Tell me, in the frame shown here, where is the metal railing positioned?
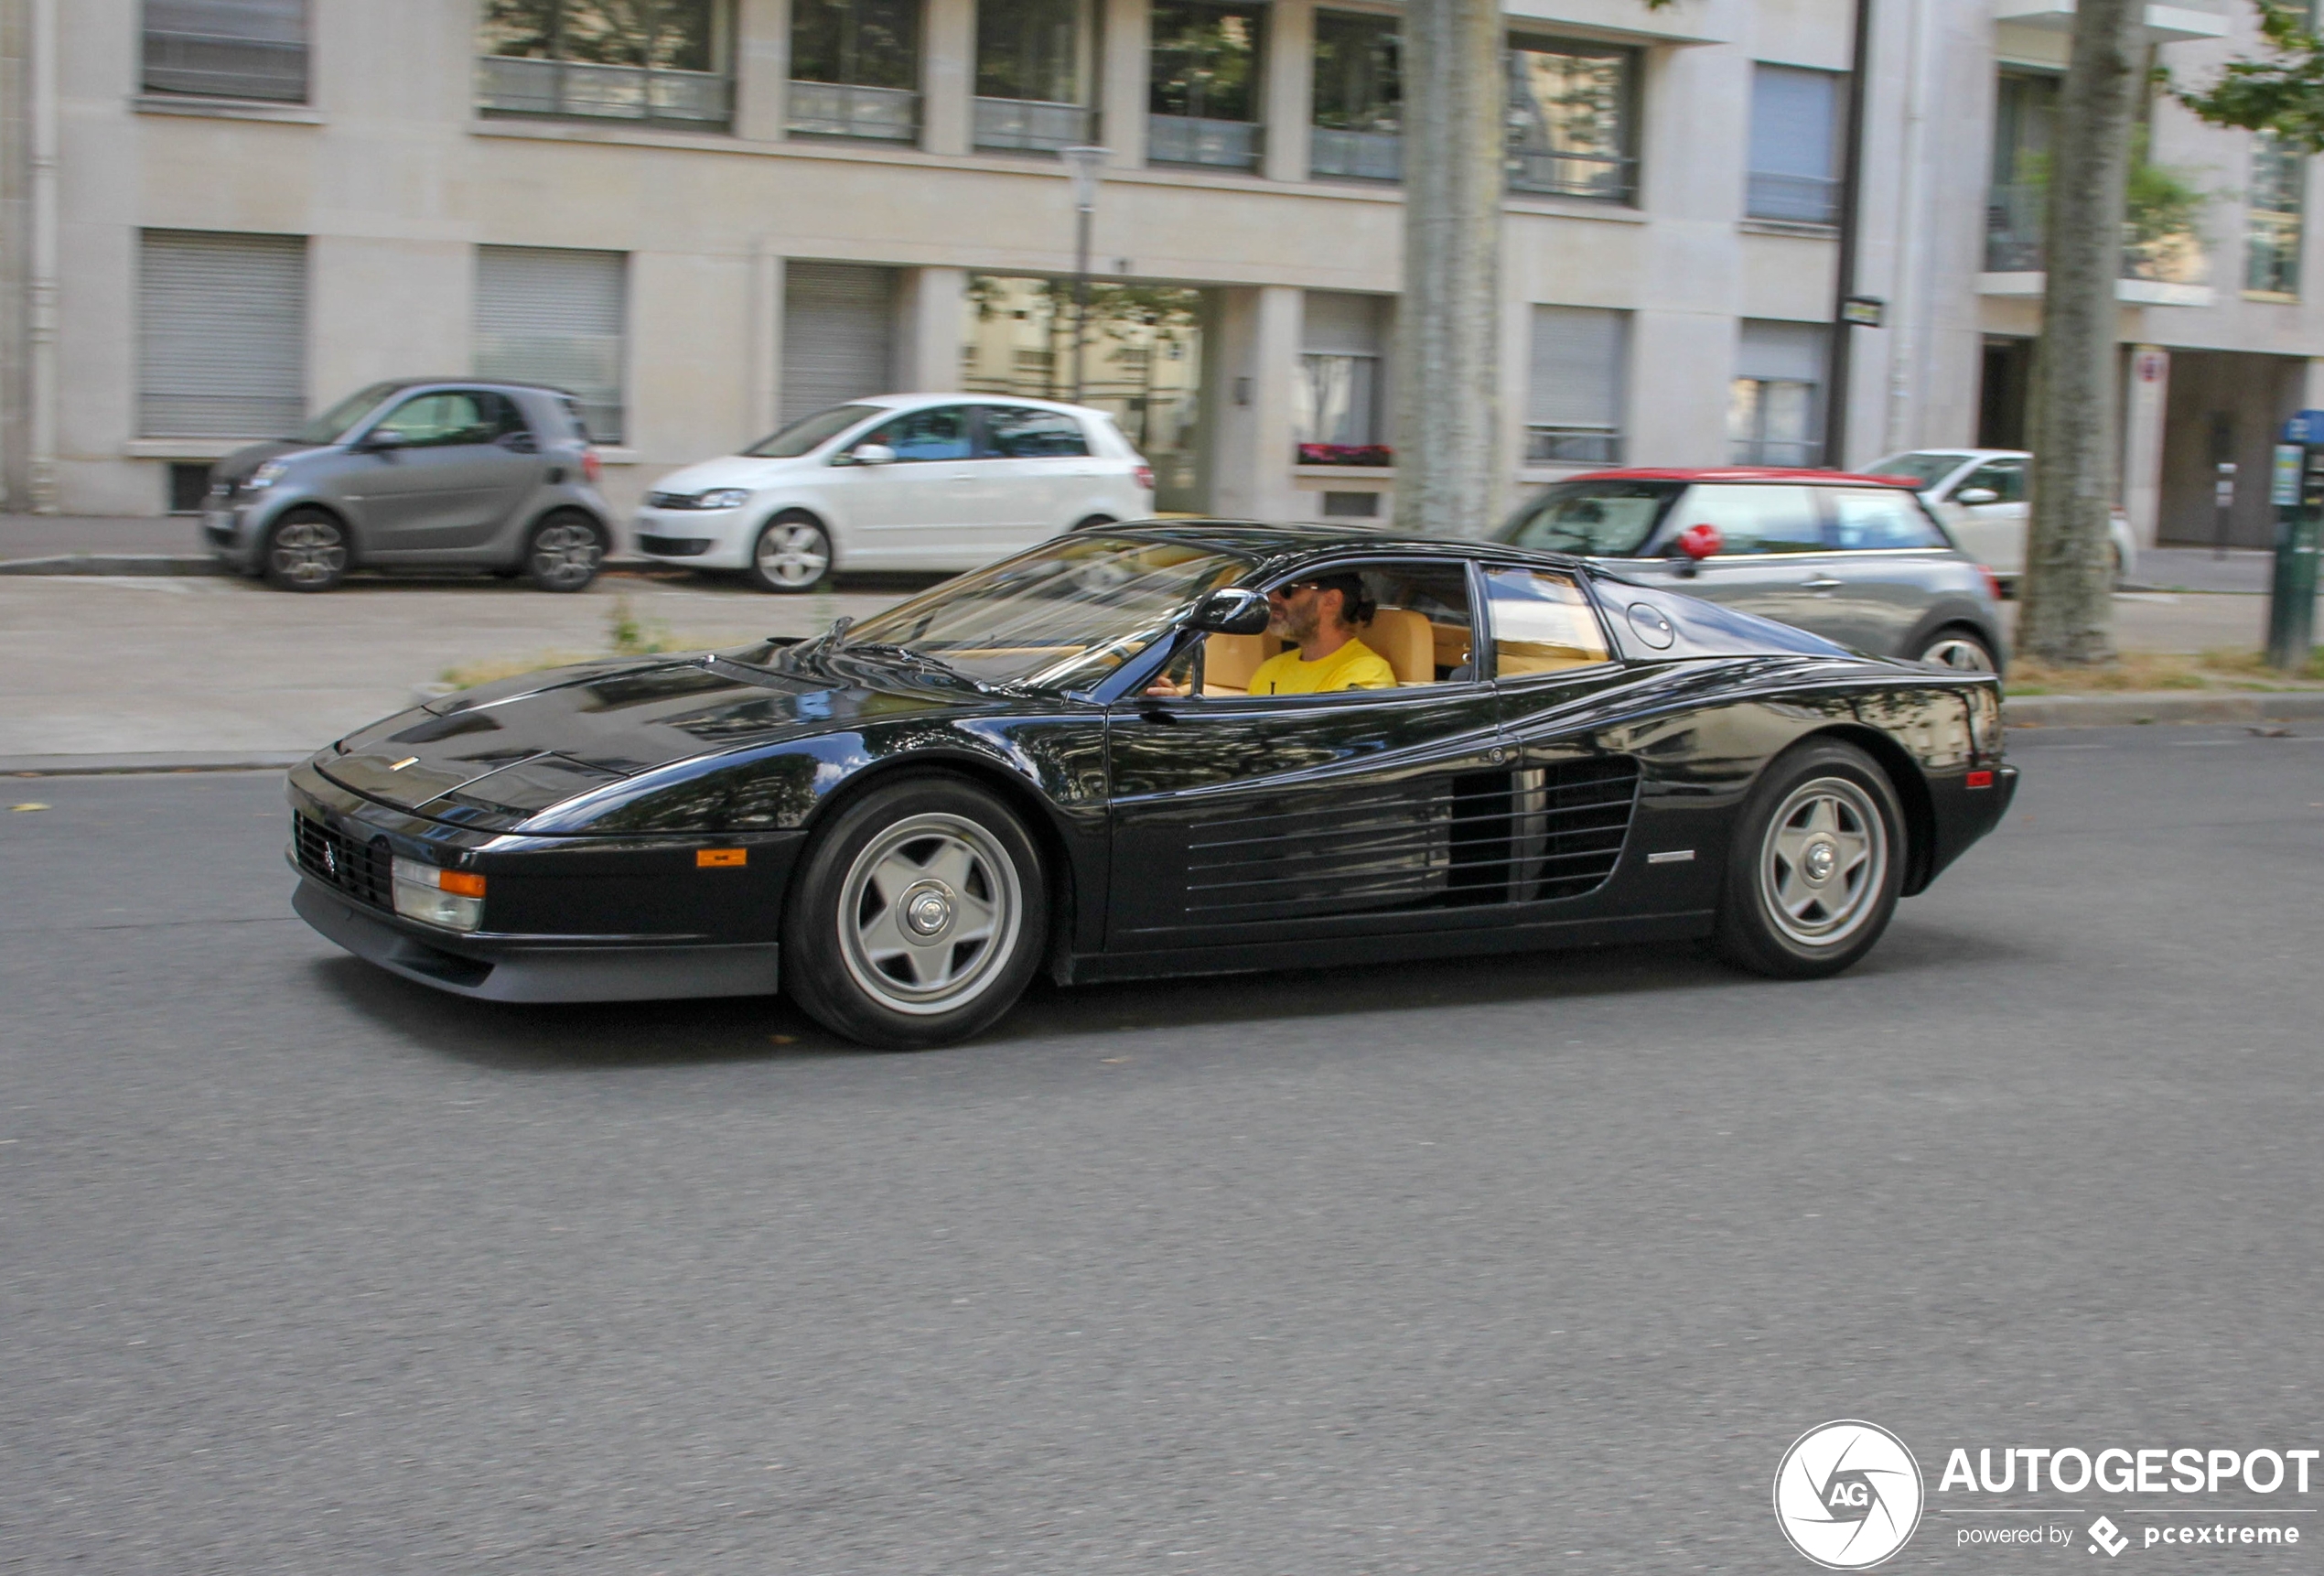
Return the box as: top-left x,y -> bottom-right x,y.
1745,171 -> 1840,225
789,80 -> 920,141
478,55 -> 732,127
1310,127 -> 1401,181
2246,210 -> 2303,296
1147,114 -> 1262,170
144,29 -> 307,102
974,97 -> 1095,153
1985,181 -> 2211,285
1526,425 -> 1623,465
1507,148 -> 1634,204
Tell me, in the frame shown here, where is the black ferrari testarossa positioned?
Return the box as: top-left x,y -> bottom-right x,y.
287,523 -> 2016,1048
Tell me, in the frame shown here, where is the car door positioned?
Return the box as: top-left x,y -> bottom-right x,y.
1817,486 -> 1964,656
1600,483 -> 1834,631
1937,458 -> 2028,574
1103,561 -> 1506,955
977,405 -> 1095,550
831,405 -> 988,567
347,390 -> 536,556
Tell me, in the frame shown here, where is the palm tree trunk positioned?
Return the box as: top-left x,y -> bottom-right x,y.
2019,0 -> 2143,664
1393,0 -> 1505,538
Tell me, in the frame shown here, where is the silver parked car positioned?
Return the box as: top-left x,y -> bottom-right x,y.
205,379 -> 616,592
1867,448 -> 2138,588
1494,466 -> 2010,671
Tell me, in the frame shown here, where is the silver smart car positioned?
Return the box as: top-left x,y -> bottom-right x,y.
204,379 -> 616,592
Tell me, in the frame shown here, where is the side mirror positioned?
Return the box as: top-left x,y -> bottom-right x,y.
1954,487 -> 2000,506
359,428 -> 409,453
846,442 -> 897,466
1187,587 -> 1271,636
1665,522 -> 1721,575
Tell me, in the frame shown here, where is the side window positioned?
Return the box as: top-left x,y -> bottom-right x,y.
862,405 -> 974,462
1190,560 -> 1478,696
479,391 -> 530,440
1957,459 -> 2025,503
1678,484 -> 1825,554
1483,567 -> 1611,677
1829,488 -> 1949,550
983,406 -> 1091,458
371,391 -> 496,448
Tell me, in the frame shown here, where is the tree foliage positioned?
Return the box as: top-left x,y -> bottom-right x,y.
2171,0 -> 2324,152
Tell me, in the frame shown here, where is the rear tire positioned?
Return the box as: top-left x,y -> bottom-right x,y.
525,510 -> 606,592
781,777 -> 1048,1049
1713,740 -> 1904,979
748,512 -> 833,593
1915,627 -> 1997,672
262,508 -> 349,592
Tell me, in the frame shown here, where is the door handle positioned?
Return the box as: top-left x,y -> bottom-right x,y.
1801,577 -> 1844,592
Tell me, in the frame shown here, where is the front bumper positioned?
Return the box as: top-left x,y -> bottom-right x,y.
632,505 -> 756,570
293,874 -> 781,1003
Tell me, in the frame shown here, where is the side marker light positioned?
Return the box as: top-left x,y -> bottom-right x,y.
698,847 -> 748,868
1966,770 -> 1995,789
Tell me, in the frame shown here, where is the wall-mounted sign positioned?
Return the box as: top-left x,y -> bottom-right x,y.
1840,297 -> 1885,329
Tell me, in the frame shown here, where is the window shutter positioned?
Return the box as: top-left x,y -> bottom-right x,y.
1746,65 -> 1840,221
144,0 -> 307,101
138,230 -> 307,438
476,246 -> 628,442
781,262 -> 899,421
1735,319 -> 1828,385
1301,291 -> 1385,355
1527,306 -> 1625,429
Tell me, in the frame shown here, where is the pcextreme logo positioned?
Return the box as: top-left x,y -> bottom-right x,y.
1773,1421 -> 1927,1570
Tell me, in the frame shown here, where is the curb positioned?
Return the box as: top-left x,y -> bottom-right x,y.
2005,691 -> 2324,728
1,750 -> 309,777
0,554 -> 226,576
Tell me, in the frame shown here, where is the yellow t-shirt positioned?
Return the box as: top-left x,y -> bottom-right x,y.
1246,638 -> 1396,695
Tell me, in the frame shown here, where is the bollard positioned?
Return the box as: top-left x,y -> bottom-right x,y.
2267,412 -> 2323,673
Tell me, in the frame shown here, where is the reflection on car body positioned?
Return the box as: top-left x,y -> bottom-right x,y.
286,523 -> 2016,1050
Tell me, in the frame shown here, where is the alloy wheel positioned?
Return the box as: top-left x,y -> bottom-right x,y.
835,813 -> 1022,1017
269,517 -> 346,588
757,520 -> 831,589
1757,777 -> 1888,949
530,518 -> 604,590
1918,634 -> 1996,672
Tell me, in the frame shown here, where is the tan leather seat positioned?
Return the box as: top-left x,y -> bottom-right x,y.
1203,631 -> 1280,694
1357,608 -> 1432,685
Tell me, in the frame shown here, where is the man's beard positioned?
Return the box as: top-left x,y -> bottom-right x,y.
1270,605 -> 1318,643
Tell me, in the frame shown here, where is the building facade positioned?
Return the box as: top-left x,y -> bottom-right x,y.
0,0 -> 2317,545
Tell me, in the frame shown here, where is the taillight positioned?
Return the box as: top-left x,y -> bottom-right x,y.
1976,564 -> 2001,602
582,448 -> 603,485
1134,464 -> 1155,493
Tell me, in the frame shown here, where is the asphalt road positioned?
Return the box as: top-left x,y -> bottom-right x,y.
5,727 -> 2322,1574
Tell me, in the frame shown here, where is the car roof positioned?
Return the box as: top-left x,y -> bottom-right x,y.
1098,518 -> 1593,576
853,391 -> 1108,417
1563,466 -> 1924,489
359,377 -> 573,399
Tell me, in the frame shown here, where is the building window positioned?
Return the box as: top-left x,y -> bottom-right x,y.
139,230 -> 307,438
1985,70 -> 2055,271
2247,133 -> 2306,297
1149,0 -> 1265,170
1728,319 -> 1826,466
975,0 -> 1096,151
1310,11 -> 1399,181
1296,291 -> 1390,462
475,246 -> 628,443
1506,38 -> 1635,203
1526,305 -> 1627,464
1746,63 -> 1841,224
791,0 -> 921,140
478,1 -> 734,129
143,0 -> 307,103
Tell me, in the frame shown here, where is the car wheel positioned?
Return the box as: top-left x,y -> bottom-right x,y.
1915,628 -> 1997,672
1713,740 -> 1904,980
782,777 -> 1047,1050
749,512 -> 832,593
525,511 -> 606,592
1069,514 -> 1117,532
262,508 -> 349,592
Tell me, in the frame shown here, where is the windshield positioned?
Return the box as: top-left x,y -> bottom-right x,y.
1866,451 -> 1968,490
743,404 -> 881,459
822,534 -> 1255,691
293,382 -> 402,445
1496,480 -> 1684,557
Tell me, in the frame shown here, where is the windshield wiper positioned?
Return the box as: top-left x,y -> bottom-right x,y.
840,641 -> 1020,695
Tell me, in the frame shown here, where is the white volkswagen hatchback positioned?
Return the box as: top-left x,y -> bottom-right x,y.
632,394 -> 1156,591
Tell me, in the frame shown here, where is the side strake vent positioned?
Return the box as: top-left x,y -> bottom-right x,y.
1180,756 -> 1640,923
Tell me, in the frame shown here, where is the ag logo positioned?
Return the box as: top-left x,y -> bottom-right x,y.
1773,1420 -> 1924,1570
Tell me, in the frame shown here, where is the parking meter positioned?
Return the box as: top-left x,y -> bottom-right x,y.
2270,412 -> 2324,672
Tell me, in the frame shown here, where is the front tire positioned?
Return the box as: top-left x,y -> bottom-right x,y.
525,510 -> 606,592
1713,740 -> 1904,979
262,508 -> 349,591
748,512 -> 833,593
781,777 -> 1048,1049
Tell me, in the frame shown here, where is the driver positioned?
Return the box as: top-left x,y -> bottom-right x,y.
1244,573 -> 1395,695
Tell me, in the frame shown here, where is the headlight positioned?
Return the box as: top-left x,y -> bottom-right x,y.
697,488 -> 751,511
245,460 -> 289,491
392,857 -> 486,932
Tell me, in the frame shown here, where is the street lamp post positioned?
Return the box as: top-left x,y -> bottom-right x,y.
1060,146 -> 1108,406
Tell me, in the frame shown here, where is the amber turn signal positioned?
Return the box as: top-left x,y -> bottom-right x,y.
697,847 -> 747,868
437,869 -> 487,898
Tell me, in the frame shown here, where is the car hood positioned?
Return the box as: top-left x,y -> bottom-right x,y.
652,453 -> 821,493
215,440 -> 327,487
315,649 -> 979,832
